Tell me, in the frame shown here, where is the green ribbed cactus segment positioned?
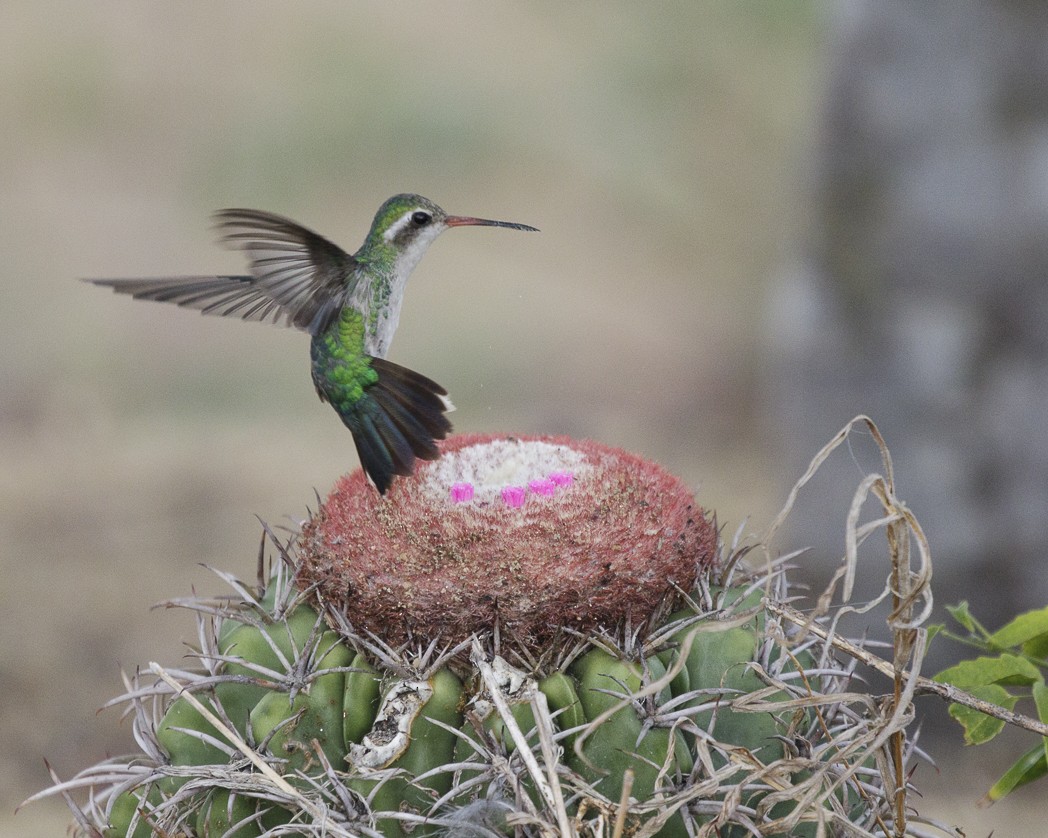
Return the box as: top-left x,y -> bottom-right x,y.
568,648 -> 693,816
248,630 -> 352,774
93,572 -> 846,838
104,788 -> 158,838
343,667 -> 464,838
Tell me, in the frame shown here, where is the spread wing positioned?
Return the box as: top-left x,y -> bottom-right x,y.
87,209 -> 359,335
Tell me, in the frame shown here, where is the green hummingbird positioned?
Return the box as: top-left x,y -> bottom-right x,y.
89,194 -> 538,494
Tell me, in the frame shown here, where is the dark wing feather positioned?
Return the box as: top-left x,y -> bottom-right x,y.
87,209 -> 359,336
369,359 -> 454,441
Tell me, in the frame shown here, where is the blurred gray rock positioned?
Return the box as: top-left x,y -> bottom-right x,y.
766,0 -> 1048,615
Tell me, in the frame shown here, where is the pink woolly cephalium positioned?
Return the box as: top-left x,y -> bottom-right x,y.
300,434 -> 717,647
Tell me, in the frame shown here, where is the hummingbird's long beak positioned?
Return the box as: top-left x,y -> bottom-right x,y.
444,215 -> 539,232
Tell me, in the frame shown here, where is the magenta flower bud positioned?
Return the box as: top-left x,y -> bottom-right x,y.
449,482 -> 474,503
501,485 -> 526,507
548,471 -> 573,488
528,477 -> 557,496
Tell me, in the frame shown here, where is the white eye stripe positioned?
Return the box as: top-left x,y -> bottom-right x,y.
383,210 -> 422,242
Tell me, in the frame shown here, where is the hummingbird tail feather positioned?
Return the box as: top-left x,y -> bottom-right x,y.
352,406 -> 414,492
370,359 -> 455,438
342,358 -> 453,494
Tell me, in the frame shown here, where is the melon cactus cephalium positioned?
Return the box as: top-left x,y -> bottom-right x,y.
299,433 -> 718,650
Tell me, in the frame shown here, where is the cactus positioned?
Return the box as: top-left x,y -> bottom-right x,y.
38,434 -> 908,836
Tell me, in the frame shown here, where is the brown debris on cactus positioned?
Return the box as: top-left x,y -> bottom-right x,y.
299,433 -> 717,649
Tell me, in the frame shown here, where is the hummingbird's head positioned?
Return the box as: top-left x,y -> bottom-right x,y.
367,193 -> 537,276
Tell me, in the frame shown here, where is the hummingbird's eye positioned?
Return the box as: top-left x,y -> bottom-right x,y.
411,211 -> 432,227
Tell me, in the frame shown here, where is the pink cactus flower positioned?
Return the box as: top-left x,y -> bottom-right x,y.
450,482 -> 474,503
501,485 -> 526,507
528,477 -> 557,496
548,471 -> 573,488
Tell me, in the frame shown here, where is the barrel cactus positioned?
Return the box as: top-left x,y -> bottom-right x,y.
42,434 -> 903,836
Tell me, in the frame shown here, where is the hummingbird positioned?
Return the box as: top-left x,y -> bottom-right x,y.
89,194 -> 538,494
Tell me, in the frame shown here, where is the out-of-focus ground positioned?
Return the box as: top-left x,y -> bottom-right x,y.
2,2 -> 1043,835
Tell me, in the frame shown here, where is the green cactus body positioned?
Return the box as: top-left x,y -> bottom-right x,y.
196,790 -> 262,837
104,787 -> 160,838
669,614 -> 786,759
656,645 -> 691,697
666,586 -> 783,756
155,603 -> 334,792
149,583 -> 471,837
463,656 -> 538,756
481,699 -> 537,755
664,590 -> 825,837
569,647 -> 692,837
106,567 -> 848,838
155,694 -> 231,775
194,790 -> 294,837
537,671 -> 585,749
216,602 -> 325,736
219,604 -> 323,686
116,575 -> 839,837
347,667 -> 465,838
342,651 -> 382,745
249,630 -> 353,774
451,660 -> 584,818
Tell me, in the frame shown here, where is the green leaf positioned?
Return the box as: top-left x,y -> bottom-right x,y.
984,743 -> 1048,804
934,653 -> 1042,689
988,606 -> 1048,652
926,623 -> 945,645
946,602 -> 977,634
947,684 -> 1016,745
1034,680 -> 1048,724
1033,680 -> 1048,766
1023,632 -> 1048,662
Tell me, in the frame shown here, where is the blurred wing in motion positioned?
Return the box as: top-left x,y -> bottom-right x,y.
87,209 -> 359,335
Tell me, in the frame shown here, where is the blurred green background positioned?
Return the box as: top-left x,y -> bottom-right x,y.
2,2 -> 1041,834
